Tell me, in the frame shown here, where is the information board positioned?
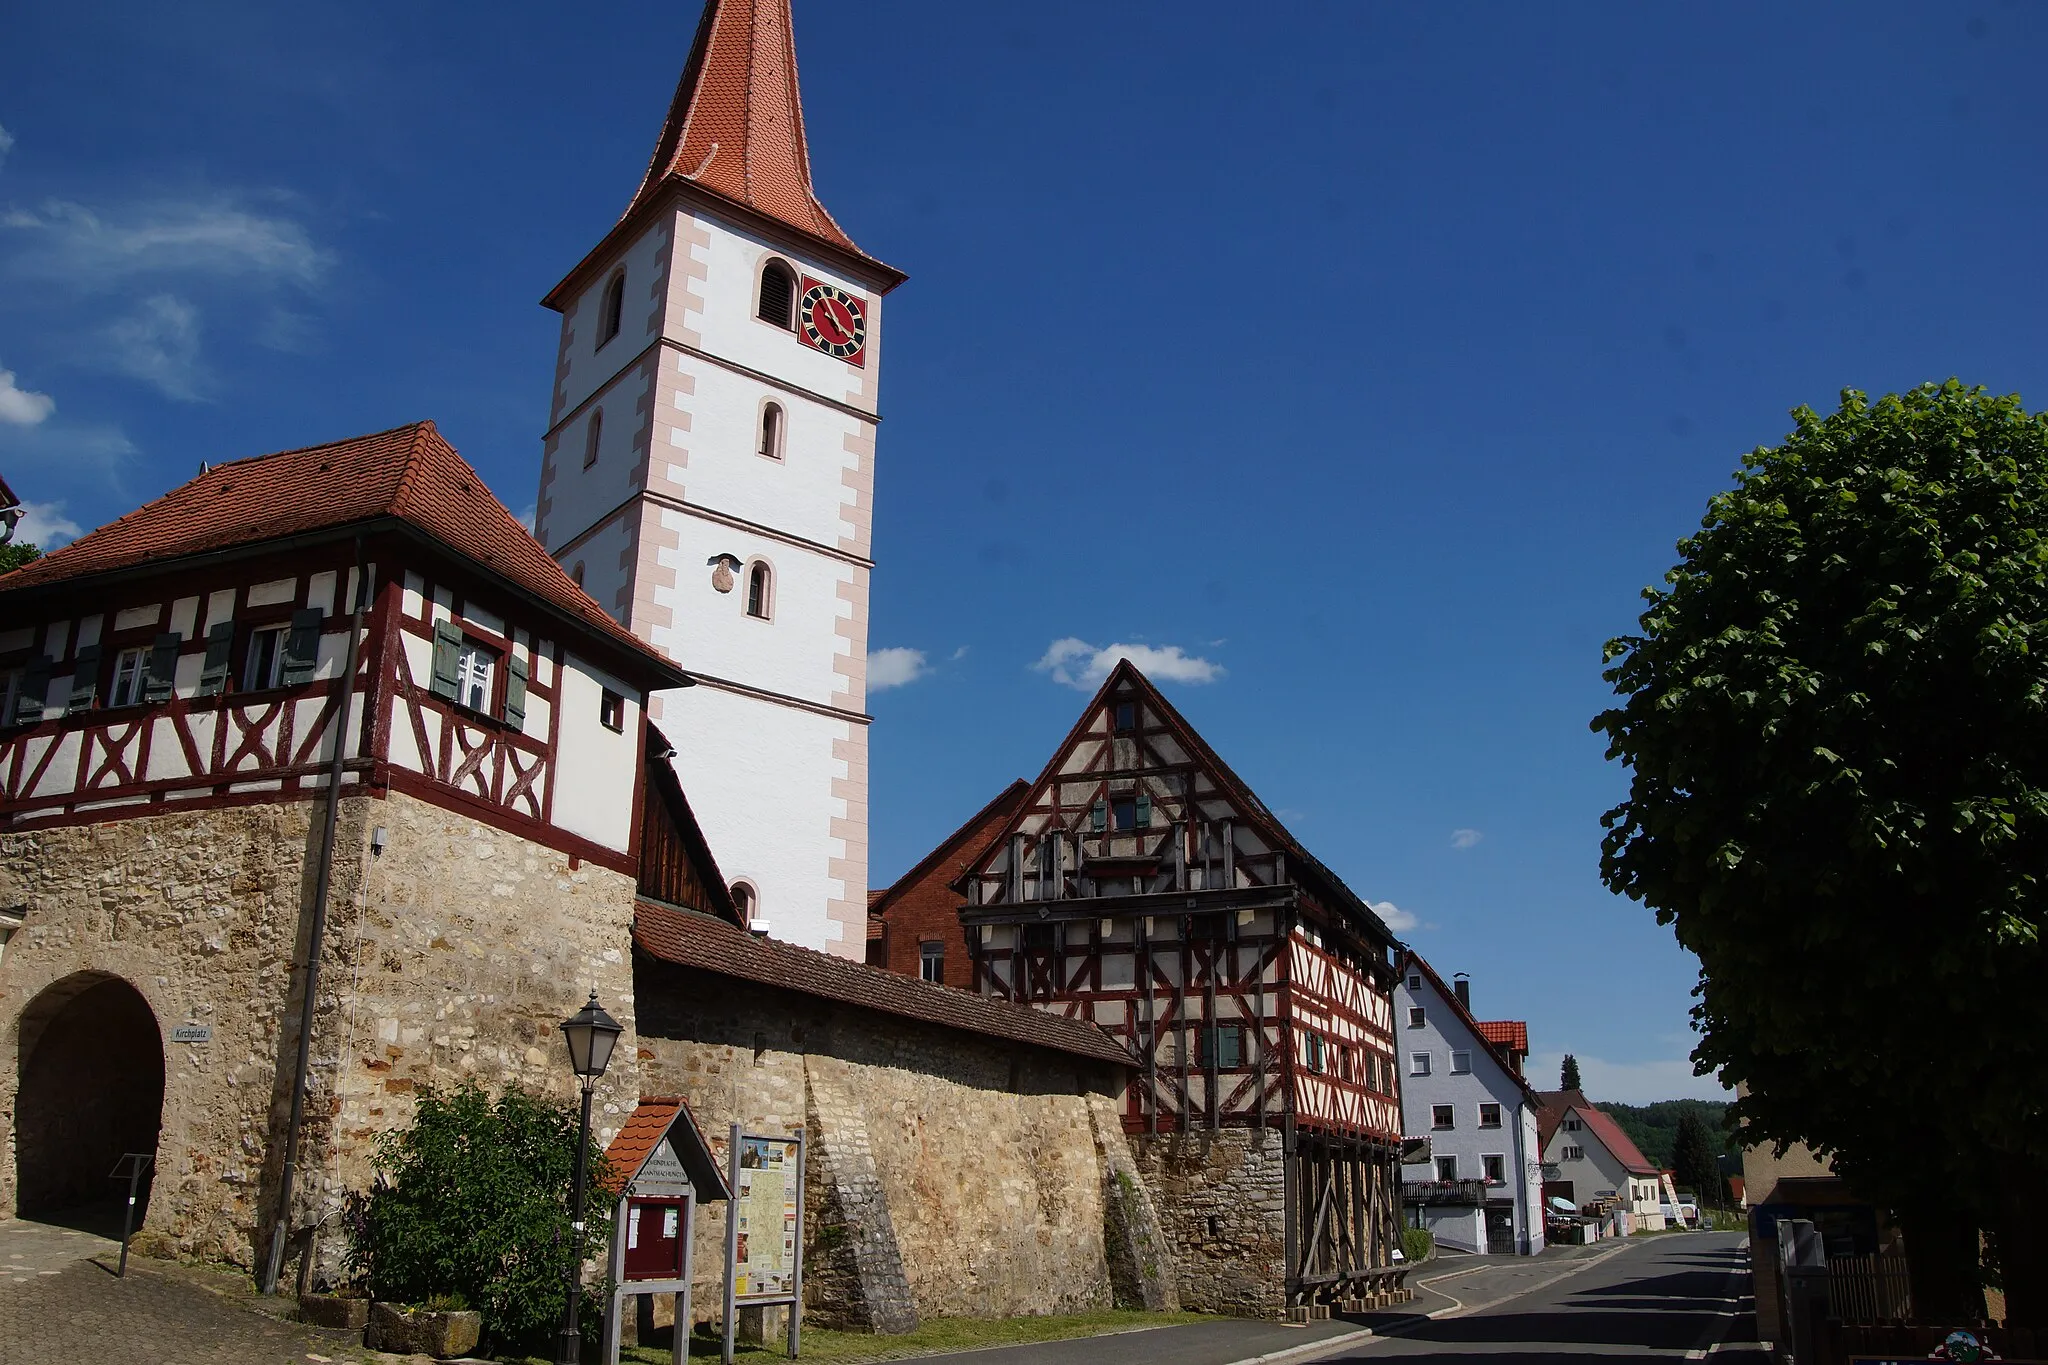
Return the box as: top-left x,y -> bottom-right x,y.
722,1125 -> 805,1363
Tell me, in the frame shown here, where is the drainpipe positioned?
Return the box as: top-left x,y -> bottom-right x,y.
261,537 -> 368,1294
1512,1100 -> 1530,1254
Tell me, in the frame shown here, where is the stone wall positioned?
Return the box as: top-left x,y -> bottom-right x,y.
0,790 -> 644,1269
633,956 -> 1176,1331
1128,1129 -> 1287,1317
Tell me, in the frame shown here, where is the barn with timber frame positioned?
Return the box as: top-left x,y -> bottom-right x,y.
950,661 -> 1409,1318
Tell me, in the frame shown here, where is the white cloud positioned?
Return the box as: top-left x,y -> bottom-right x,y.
1033,637 -> 1224,690
0,124 -> 14,172
949,645 -> 970,662
1371,900 -> 1420,933
0,416 -> 139,476
1451,828 -> 1484,850
517,503 -> 537,532
106,294 -> 207,400
1529,1050 -> 1733,1105
12,500 -> 81,547
0,366 -> 54,425
869,647 -> 930,691
3,197 -> 333,290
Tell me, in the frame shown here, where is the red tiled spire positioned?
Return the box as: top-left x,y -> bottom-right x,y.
625,0 -> 857,254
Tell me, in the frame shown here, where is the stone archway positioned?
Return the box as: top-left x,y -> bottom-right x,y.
13,972 -> 166,1221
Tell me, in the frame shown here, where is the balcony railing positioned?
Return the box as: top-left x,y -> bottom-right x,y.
1401,1179 -> 1493,1206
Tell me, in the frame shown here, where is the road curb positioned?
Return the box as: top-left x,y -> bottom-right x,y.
1215,1327 -> 1377,1365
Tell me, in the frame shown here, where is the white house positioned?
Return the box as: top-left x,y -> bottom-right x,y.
1395,953 -> 1545,1255
1537,1090 -> 1668,1231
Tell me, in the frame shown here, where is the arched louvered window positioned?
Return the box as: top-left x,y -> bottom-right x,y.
584,409 -> 602,468
758,259 -> 796,328
598,271 -> 625,347
745,560 -> 773,620
759,402 -> 784,459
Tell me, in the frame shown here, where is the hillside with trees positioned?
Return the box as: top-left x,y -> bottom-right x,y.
1598,1099 -> 1734,1172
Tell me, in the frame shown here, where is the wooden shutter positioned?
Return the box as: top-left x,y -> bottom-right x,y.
66,644 -> 101,714
430,622 -> 462,700
1090,800 -> 1108,832
144,632 -> 182,703
280,609 -> 323,686
1135,793 -> 1152,827
10,655 -> 52,724
197,621 -> 234,695
504,653 -> 529,730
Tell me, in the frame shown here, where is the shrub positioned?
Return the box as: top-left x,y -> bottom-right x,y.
1402,1227 -> 1433,1265
344,1082 -> 613,1351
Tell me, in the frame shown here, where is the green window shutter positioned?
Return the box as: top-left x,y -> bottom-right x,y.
504,654 -> 529,730
430,622 -> 462,701
9,655 -> 53,724
1135,793 -> 1152,827
197,622 -> 234,696
66,644 -> 102,714
1090,800 -> 1107,833
1197,1027 -> 1214,1069
1222,1025 -> 1243,1069
144,632 -> 182,703
281,609 -> 323,686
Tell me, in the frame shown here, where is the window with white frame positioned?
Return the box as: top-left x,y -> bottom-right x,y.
1407,974 -> 1422,991
1450,1049 -> 1471,1074
1435,1155 -> 1457,1182
1563,1118 -> 1583,1132
455,638 -> 496,712
919,941 -> 944,983
1408,1006 -> 1425,1028
1479,1102 -> 1503,1129
599,688 -> 624,732
1561,1144 -> 1584,1161
1431,1104 -> 1454,1131
1482,1154 -> 1507,1185
745,561 -> 773,620
244,625 -> 288,691
109,647 -> 148,707
1410,1052 -> 1431,1076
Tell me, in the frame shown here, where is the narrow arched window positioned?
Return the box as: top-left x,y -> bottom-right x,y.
571,561 -> 586,589
745,561 -> 773,620
732,881 -> 757,923
759,402 -> 784,459
598,272 -> 625,347
757,259 -> 796,329
584,409 -> 602,468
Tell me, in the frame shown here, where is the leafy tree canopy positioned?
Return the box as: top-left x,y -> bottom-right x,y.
0,541 -> 40,575
1593,382 -> 2048,1305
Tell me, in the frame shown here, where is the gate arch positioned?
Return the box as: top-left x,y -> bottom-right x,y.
13,972 -> 166,1219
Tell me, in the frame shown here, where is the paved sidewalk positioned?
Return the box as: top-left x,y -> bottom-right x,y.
0,1217 -> 375,1365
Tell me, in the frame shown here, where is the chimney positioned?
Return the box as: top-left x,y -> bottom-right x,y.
1453,973 -> 1470,1011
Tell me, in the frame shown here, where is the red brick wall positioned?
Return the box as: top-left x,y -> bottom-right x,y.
870,786 -> 1024,990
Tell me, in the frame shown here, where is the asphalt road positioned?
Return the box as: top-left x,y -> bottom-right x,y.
1325,1231 -> 1759,1364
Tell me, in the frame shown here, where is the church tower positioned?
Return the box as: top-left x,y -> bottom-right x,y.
535,0 -> 903,958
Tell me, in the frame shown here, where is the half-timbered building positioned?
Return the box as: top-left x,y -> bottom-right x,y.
0,421 -> 718,1269
949,662 -> 1409,1318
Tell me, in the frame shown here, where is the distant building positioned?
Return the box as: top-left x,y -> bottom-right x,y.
1394,953 -> 1544,1254
1537,1089 -> 1667,1230
866,781 -> 1026,986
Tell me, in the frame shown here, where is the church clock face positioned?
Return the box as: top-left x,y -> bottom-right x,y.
798,278 -> 868,366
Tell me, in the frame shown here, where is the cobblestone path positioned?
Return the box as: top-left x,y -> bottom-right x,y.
0,1218 -> 377,1365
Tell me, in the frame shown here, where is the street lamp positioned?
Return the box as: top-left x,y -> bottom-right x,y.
556,991 -> 622,1365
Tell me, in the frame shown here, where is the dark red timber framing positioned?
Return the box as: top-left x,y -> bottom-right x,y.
0,424 -> 688,876
950,660 -> 1407,1309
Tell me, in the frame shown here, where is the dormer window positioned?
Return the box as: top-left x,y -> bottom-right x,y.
745,561 -> 773,620
598,271 -> 625,347
758,402 -> 784,459
757,259 -> 796,329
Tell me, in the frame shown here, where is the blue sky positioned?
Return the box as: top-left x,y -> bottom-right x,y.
4,2 -> 2044,1104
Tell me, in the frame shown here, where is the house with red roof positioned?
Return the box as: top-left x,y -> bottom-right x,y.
1394,952 -> 1545,1255
1537,1089 -> 1670,1230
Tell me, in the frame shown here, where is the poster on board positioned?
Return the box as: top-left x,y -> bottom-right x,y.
732,1135 -> 800,1299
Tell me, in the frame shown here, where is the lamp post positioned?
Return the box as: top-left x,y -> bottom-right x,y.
556,991 -> 622,1365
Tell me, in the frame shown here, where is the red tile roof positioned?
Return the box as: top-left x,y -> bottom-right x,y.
633,901 -> 1133,1067
870,779 -> 1028,921
625,0 -> 867,261
1536,1089 -> 1660,1176
1477,1020 -> 1530,1055
601,1096 -> 729,1199
0,422 -> 685,686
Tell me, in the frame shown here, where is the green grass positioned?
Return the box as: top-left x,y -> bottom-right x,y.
617,1309 -> 1209,1365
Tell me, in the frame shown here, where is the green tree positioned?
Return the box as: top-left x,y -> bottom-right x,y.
1593,382 -> 2048,1321
1559,1054 -> 1582,1091
344,1083 -> 614,1352
1672,1112 -> 1725,1208
0,541 -> 40,575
